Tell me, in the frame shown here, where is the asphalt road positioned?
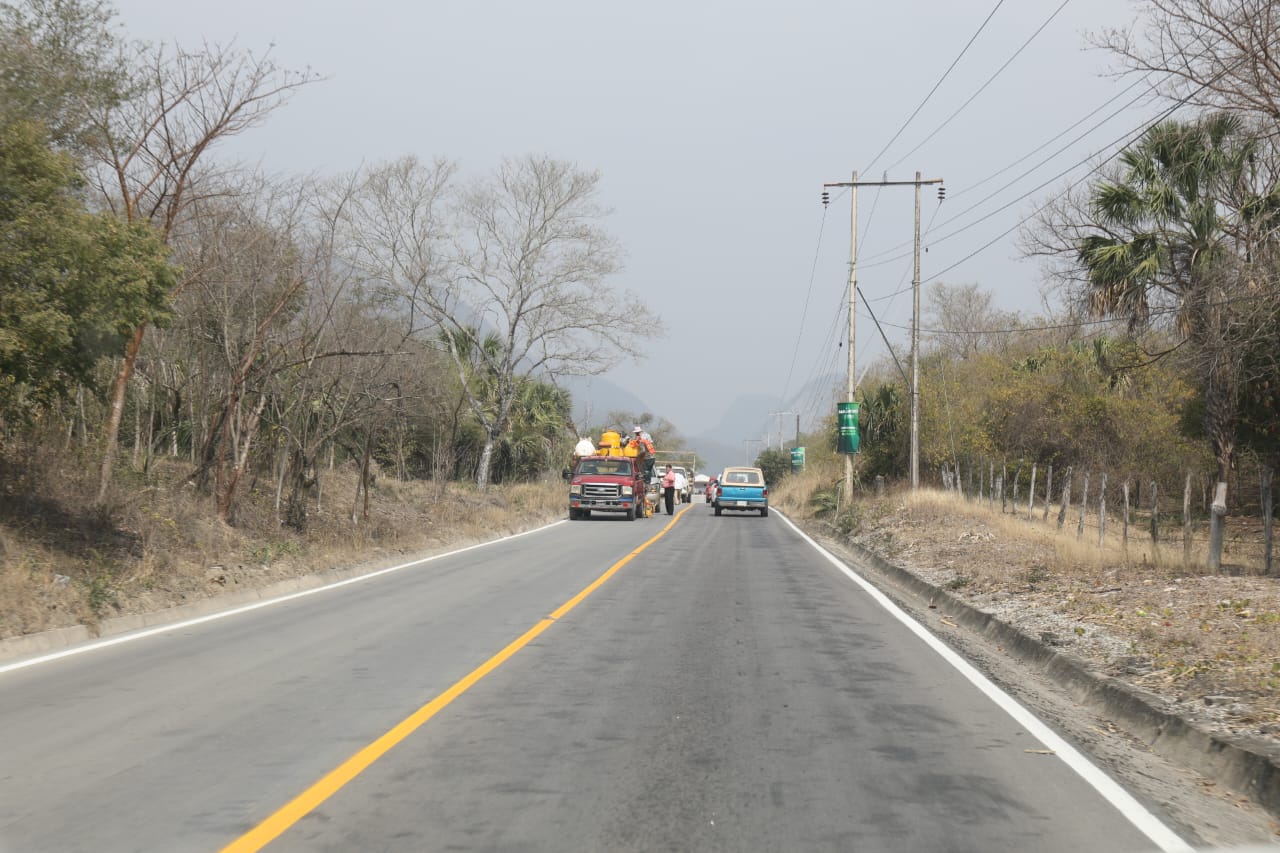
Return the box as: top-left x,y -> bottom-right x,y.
0,503 -> 1190,853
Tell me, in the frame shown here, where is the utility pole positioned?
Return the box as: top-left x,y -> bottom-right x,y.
817,172 -> 858,504
768,411 -> 798,451
822,172 -> 942,493
911,171 -> 922,490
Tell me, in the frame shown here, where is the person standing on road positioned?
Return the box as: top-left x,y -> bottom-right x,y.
661,464 -> 676,515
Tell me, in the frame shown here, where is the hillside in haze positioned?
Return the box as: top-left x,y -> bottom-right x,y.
687,373 -> 841,473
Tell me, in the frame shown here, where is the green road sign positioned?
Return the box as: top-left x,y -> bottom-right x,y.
790,446 -> 805,472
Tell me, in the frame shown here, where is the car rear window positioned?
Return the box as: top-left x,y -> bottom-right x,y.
727,471 -> 761,485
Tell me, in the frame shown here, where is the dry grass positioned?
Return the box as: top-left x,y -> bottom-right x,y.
0,444 -> 565,639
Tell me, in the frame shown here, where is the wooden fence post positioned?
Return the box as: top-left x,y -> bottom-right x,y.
1263,467 -> 1274,576
1183,472 -> 1193,566
1207,481 -> 1227,572
1150,481 -> 1159,543
1011,463 -> 1021,510
1043,464 -> 1054,522
1098,472 -> 1108,547
1077,471 -> 1090,540
1122,477 -> 1130,550
1002,462 -> 1009,513
996,474 -> 1004,513
1057,467 -> 1072,531
1028,463 -> 1038,521
989,461 -> 995,510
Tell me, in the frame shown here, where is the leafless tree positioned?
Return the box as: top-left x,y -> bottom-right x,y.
448,156 -> 652,489
348,154 -> 654,490
923,281 -> 1027,360
176,176 -> 315,522
1095,0 -> 1280,126
86,39 -> 317,504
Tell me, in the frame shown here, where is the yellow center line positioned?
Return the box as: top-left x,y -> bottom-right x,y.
221,505 -> 690,852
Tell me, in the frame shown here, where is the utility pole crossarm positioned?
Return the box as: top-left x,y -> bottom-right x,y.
768,411 -> 798,451
823,178 -> 943,188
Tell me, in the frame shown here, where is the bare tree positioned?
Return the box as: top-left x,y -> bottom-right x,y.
86,39 -> 316,503
923,281 -> 1026,360
1096,0 -> 1280,125
448,156 -> 652,489
178,176 -> 314,522
349,154 -> 654,490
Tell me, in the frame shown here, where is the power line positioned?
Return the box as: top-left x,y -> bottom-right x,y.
918,102 -> 1186,287
862,0 -> 1007,174
861,97 -> 1181,295
866,60 -> 1235,297
858,78 -> 1157,270
885,0 -> 1074,174
867,292 -> 1273,337
951,74 -> 1153,202
777,205 -> 831,406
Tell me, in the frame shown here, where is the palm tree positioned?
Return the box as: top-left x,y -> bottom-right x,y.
438,325 -> 506,487
1077,112 -> 1280,481
494,379 -> 572,482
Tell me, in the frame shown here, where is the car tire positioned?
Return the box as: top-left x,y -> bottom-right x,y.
714,506 -> 722,516
760,507 -> 769,517
626,506 -> 636,521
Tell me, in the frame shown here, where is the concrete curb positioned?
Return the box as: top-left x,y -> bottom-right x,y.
815,528 -> 1280,821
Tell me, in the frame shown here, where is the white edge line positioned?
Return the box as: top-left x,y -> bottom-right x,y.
0,519 -> 567,677
774,509 -> 1193,853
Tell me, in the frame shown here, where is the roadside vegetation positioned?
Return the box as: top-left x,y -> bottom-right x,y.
0,0 -> 649,637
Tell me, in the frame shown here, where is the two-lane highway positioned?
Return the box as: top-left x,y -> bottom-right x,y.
0,505 -> 1188,852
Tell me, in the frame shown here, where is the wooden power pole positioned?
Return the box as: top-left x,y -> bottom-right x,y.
822,172 -> 942,493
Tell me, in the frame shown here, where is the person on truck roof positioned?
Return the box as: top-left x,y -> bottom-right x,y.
632,427 -> 655,454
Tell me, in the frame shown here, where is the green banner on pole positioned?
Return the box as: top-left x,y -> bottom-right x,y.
790,446 -> 805,472
837,402 -> 860,454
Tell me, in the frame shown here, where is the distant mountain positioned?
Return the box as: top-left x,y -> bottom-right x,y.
557,374 -> 652,435
687,374 -> 842,474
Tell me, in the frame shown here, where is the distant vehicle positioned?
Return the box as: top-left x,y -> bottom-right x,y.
693,473 -> 710,495
704,476 -> 718,504
714,467 -> 768,517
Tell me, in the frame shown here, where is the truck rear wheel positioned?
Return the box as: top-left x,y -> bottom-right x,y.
625,506 -> 636,521
760,507 -> 769,517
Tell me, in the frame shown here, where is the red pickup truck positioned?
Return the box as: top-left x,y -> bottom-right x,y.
567,455 -> 647,521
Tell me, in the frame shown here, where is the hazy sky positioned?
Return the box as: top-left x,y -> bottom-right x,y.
110,0 -> 1151,437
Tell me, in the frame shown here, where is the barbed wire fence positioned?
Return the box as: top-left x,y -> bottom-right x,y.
939,457 -> 1276,576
